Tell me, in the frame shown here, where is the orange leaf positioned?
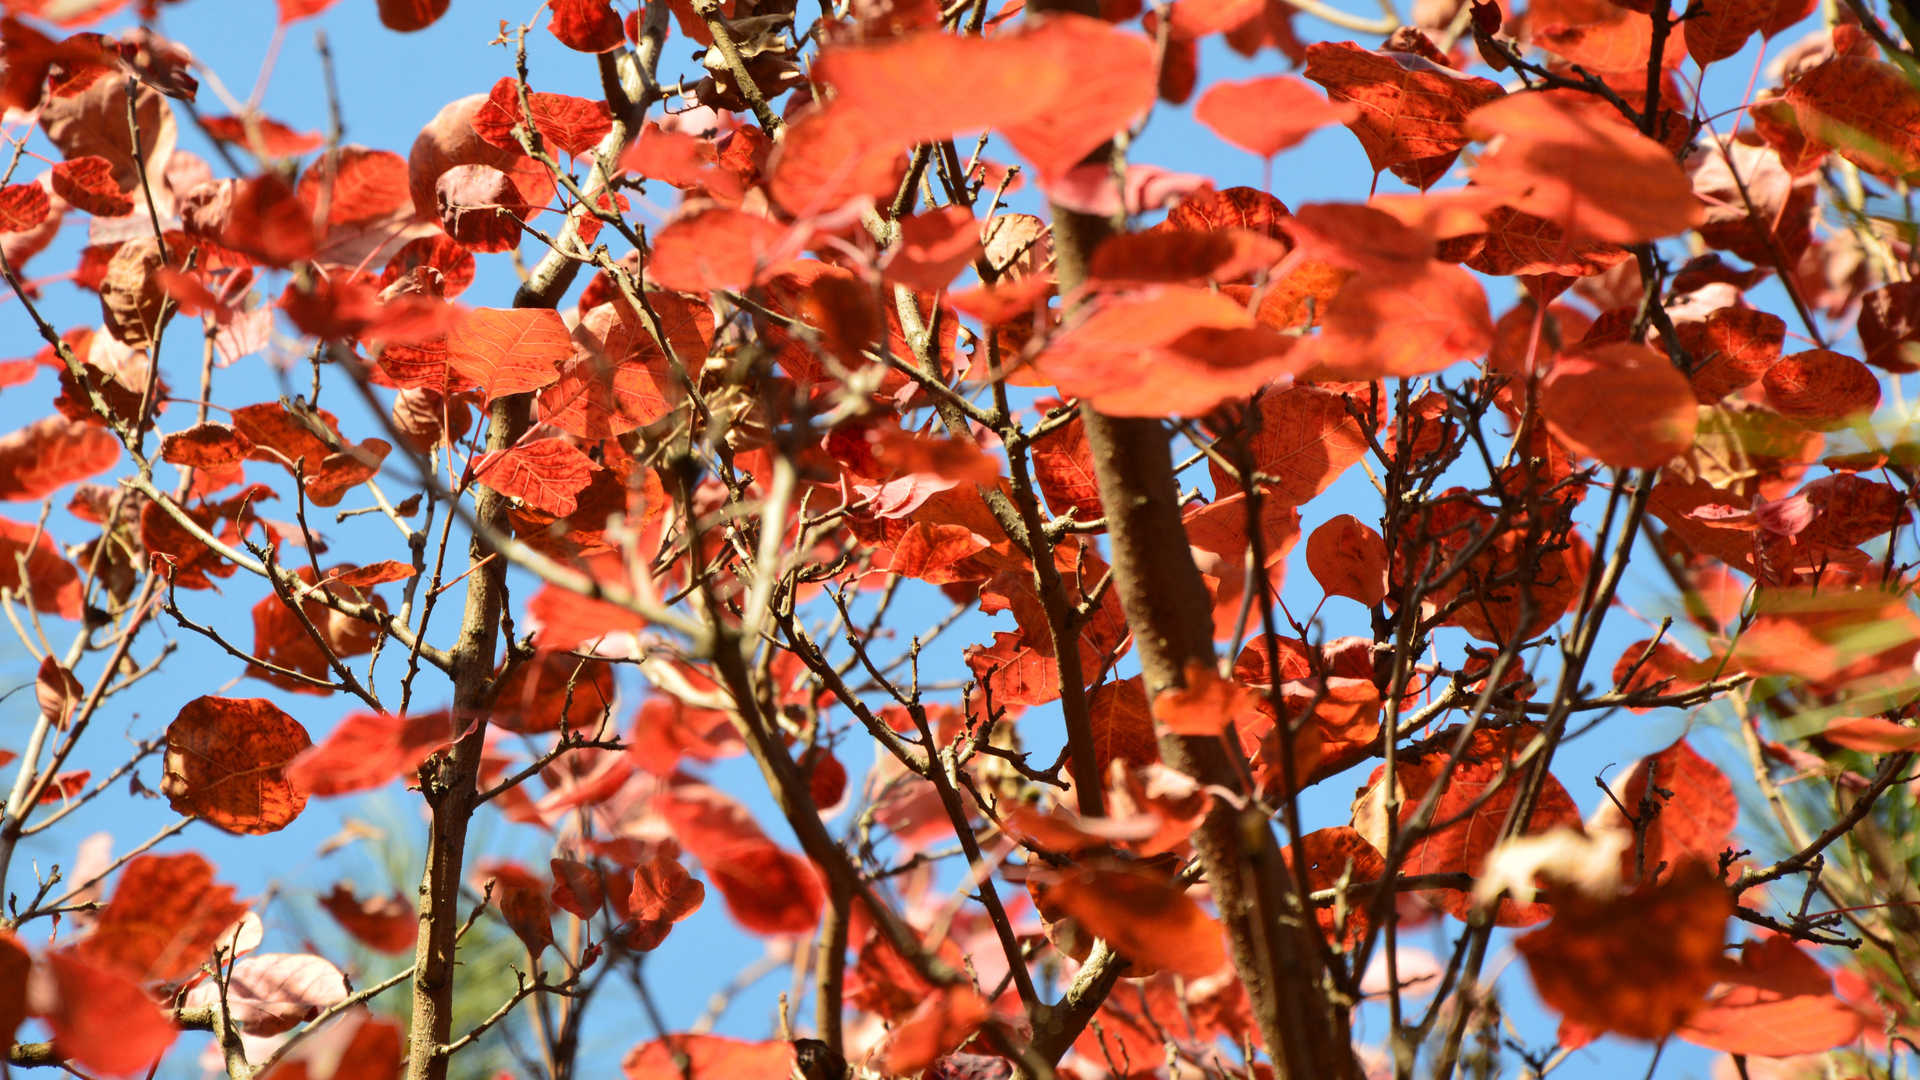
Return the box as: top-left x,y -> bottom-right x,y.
472,437 -> 600,517
1539,343 -> 1697,468
1151,658 -> 1263,735
162,696 -> 313,835
1467,91 -> 1704,244
1030,859 -> 1227,978
446,307 -> 570,401
1194,75 -> 1358,157
41,949 -> 177,1077
1516,861 -> 1732,1041
1306,513 -> 1388,606
1679,936 -> 1868,1056
285,711 -> 469,797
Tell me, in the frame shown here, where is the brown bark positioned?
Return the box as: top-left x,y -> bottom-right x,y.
1029,31 -> 1362,1076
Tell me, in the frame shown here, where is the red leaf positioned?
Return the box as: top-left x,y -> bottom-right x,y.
446,307 -> 571,401
161,422 -> 254,469
0,183 -> 48,231
885,205 -> 983,291
1785,55 -> 1920,180
624,853 -> 706,948
278,0 -> 341,20
1540,343 -> 1698,468
201,113 -> 325,157
811,16 -> 1153,183
549,858 -> 607,920
1679,935 -> 1867,1056
1360,724 -> 1583,924
1194,75 -> 1358,157
433,164 -> 527,252
472,437 -> 599,517
299,147 -> 412,227
1306,513 -> 1389,606
477,861 -> 555,955
1592,738 -> 1737,877
49,155 -> 132,215
1032,284 -> 1300,415
378,0 -> 450,31
1763,348 -> 1880,429
1087,227 -> 1286,287
285,711 -> 469,797
80,852 -> 249,982
1466,91 -> 1704,244
471,77 -> 613,158
1820,715 -> 1920,752
1029,858 -> 1227,978
549,0 -> 625,52
0,516 -> 82,620
162,695 -> 313,835
1208,382 -> 1373,504
1285,827 -> 1388,946
645,207 -> 801,292
0,931 -> 24,1052
492,650 -> 615,734
1516,862 -> 1732,1041
1860,282 -> 1919,372
881,985 -> 991,1074
654,781 -> 823,935
1152,659 -> 1263,736
622,1036 -> 795,1080
1293,263 -> 1494,380
1303,40 -> 1505,188
317,884 -> 417,953
41,949 -> 177,1077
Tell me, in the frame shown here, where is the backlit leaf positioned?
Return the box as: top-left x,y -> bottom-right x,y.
162,695 -> 313,835
446,307 -> 570,401
1540,343 -> 1697,468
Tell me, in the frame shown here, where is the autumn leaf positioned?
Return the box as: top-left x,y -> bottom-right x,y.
1306,514 -> 1389,606
1540,343 -> 1698,468
1678,935 -> 1868,1056
445,307 -> 571,401
1194,75 -> 1358,158
1785,55 -> 1920,181
318,884 -> 418,953
285,710 -> 470,797
41,949 -> 178,1077
1029,858 -> 1228,978
162,696 -> 313,835
654,780 -> 824,935
1516,861 -> 1732,1041
1303,40 -> 1504,188
1466,91 -> 1705,244
79,852 -> 249,982
471,437 -> 600,517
